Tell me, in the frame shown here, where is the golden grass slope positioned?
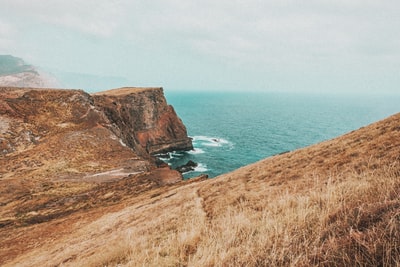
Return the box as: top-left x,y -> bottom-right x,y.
3,113 -> 400,266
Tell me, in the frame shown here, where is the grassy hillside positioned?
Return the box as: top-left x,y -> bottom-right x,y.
2,113 -> 399,266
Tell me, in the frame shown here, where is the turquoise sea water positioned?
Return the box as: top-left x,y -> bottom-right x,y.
164,91 -> 400,178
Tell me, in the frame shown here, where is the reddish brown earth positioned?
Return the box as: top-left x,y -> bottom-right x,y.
0,87 -> 195,263
93,87 -> 193,155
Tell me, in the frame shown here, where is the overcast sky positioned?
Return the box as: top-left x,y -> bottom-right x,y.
0,0 -> 399,93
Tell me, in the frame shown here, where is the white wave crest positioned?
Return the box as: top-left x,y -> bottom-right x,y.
194,163 -> 208,172
188,148 -> 205,154
170,151 -> 185,158
191,135 -> 233,148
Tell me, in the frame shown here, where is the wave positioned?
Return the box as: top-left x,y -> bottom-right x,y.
170,151 -> 185,158
194,163 -> 208,172
188,148 -> 205,154
154,151 -> 186,161
191,135 -> 233,148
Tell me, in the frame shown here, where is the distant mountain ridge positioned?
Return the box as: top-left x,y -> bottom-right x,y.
0,55 -> 130,91
0,55 -> 35,76
0,55 -> 59,88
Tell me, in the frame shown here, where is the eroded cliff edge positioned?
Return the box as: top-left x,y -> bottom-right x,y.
0,86 -> 192,172
93,87 -> 193,155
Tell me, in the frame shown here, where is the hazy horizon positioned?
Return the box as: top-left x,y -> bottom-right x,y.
1,1 -> 399,94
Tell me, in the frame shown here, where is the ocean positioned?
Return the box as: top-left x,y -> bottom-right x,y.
163,91 -> 400,178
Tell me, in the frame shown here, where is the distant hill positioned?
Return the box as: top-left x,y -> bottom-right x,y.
0,55 -> 59,88
0,55 -> 35,76
0,55 -> 131,91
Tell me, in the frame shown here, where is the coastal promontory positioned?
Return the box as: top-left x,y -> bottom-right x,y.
0,87 -> 192,243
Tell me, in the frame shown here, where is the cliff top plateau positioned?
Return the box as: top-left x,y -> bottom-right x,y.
0,86 -> 399,266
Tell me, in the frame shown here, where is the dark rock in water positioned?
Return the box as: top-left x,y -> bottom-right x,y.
185,160 -> 197,167
175,160 -> 198,173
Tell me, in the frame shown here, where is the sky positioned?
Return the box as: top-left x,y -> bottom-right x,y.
0,0 -> 399,93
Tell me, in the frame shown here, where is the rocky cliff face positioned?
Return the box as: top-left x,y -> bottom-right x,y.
0,87 -> 192,183
93,87 -> 193,155
0,86 -> 192,237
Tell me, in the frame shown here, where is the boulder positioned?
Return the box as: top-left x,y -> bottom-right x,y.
175,160 -> 198,173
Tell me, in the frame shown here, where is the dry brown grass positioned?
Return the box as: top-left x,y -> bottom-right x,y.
79,162 -> 397,267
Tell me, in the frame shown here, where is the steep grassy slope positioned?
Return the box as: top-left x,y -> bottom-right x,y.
2,113 -> 399,266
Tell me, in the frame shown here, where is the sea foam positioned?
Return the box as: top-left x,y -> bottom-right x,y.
193,163 -> 208,172
192,136 -> 233,148
188,148 -> 205,154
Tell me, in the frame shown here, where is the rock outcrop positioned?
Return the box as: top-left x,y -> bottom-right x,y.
93,87 -> 193,155
0,87 -> 192,183
0,86 -> 193,239
175,160 -> 198,173
0,88 -> 193,170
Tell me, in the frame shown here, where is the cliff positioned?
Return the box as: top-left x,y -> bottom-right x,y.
0,87 -> 192,239
93,87 -> 193,155
0,86 -> 192,159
